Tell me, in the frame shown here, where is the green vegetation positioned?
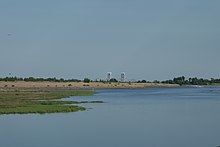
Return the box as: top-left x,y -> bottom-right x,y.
137,80 -> 148,83
0,88 -> 101,114
1,76 -> 220,86
110,78 -> 118,82
161,76 -> 220,85
83,78 -> 91,83
0,76 -> 96,83
0,76 -> 82,82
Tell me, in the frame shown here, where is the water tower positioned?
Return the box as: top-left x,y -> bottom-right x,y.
107,72 -> 112,81
121,72 -> 125,82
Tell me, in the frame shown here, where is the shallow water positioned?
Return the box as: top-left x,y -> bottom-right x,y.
1,87 -> 220,147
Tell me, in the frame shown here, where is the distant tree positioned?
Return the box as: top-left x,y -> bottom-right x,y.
59,78 -> 65,82
161,80 -> 170,84
153,80 -> 160,83
173,76 -> 185,85
83,78 -> 91,83
137,80 -> 147,83
141,80 -> 147,83
70,79 -> 81,82
24,77 -> 35,82
110,78 -> 118,82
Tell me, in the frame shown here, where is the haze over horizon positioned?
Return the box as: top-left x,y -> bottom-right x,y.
1,0 -> 220,81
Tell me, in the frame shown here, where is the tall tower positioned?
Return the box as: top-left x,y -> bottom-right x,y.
107,72 -> 112,81
121,72 -> 125,82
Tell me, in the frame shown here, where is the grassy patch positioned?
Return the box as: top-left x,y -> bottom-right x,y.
0,88 -> 101,114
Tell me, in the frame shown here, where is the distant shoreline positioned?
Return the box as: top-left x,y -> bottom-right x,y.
0,81 -> 178,89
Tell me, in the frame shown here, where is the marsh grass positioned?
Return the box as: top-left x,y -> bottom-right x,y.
0,88 -> 100,114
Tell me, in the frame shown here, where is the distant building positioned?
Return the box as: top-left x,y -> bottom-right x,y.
107,72 -> 112,81
120,72 -> 125,82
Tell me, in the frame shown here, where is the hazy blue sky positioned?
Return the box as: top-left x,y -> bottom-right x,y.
0,0 -> 220,81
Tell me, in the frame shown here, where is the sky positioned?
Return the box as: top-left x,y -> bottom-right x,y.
0,0 -> 220,81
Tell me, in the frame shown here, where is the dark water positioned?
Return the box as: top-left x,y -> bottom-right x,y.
1,87 -> 220,147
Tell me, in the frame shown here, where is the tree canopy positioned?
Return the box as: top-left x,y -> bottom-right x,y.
161,76 -> 220,85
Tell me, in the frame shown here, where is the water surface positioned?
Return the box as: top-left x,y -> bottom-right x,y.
1,87 -> 220,147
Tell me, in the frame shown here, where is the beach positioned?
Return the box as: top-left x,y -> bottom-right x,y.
0,81 -> 178,89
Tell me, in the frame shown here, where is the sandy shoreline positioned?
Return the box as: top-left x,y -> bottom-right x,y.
0,81 -> 178,89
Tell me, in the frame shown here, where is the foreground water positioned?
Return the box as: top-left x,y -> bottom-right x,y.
1,86 -> 220,147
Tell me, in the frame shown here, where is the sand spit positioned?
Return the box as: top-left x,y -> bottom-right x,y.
0,81 -> 178,89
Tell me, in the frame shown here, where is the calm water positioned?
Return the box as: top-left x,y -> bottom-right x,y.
1,87 -> 220,147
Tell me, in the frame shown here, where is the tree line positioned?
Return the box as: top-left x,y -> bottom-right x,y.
161,76 -> 220,85
0,77 -> 81,82
1,76 -> 220,85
